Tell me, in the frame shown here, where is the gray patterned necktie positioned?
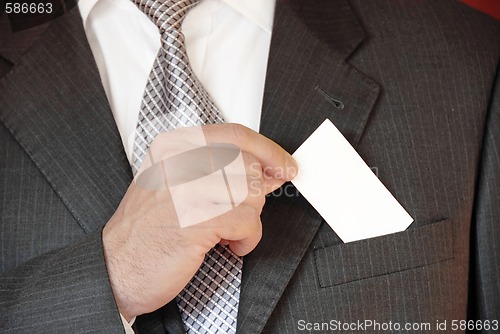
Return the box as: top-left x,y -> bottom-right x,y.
131,0 -> 223,173
131,1 -> 242,333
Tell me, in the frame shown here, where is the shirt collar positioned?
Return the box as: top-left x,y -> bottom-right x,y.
222,0 -> 276,33
79,0 -> 98,23
79,0 -> 277,32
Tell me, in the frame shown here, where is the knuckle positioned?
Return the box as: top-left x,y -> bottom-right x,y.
228,123 -> 250,145
242,152 -> 261,181
269,146 -> 285,170
257,195 -> 266,209
226,221 -> 239,235
248,191 -> 266,209
234,204 -> 259,225
242,151 -> 258,166
246,205 -> 261,224
223,204 -> 262,237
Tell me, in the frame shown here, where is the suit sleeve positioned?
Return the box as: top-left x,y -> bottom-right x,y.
0,230 -> 126,334
0,109 -> 127,333
469,63 -> 500,327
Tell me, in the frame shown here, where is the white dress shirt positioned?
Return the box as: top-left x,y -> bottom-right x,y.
78,0 -> 275,164
77,0 -> 275,331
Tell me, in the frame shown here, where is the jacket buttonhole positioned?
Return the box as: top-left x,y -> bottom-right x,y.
314,85 -> 345,109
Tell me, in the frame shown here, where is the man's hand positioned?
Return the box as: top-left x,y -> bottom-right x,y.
102,124 -> 297,321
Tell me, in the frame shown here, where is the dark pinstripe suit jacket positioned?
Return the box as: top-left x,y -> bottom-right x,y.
0,0 -> 499,333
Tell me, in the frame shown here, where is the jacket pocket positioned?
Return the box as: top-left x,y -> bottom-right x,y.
313,219 -> 453,287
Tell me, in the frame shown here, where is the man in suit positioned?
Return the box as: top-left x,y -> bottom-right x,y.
0,0 -> 499,333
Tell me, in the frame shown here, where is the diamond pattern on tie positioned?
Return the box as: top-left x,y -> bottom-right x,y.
131,0 -> 223,174
178,244 -> 243,333
130,1 -> 241,333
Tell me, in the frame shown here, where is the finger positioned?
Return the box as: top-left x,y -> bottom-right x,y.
224,206 -> 263,256
227,224 -> 263,256
241,152 -> 263,179
242,151 -> 288,196
213,205 -> 262,248
242,152 -> 266,200
203,124 -> 298,181
262,178 -> 287,195
219,239 -> 230,246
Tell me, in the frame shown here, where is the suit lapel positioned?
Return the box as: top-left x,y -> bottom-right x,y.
0,8 -> 132,233
1,2 -> 381,333
237,0 -> 380,332
0,14 -> 48,64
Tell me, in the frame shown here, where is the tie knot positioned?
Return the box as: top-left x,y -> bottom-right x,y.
132,0 -> 201,32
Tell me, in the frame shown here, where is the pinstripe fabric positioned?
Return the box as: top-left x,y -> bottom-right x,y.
470,65 -> 500,322
236,1 -> 500,333
0,10 -> 131,234
0,231 -> 123,333
0,1 -> 499,333
0,123 -> 84,274
0,8 -> 130,334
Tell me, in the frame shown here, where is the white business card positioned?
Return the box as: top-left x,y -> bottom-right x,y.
291,119 -> 413,243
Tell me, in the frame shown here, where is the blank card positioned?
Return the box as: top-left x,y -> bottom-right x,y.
291,119 -> 413,242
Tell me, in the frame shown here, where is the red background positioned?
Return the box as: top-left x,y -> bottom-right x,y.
461,0 -> 500,20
